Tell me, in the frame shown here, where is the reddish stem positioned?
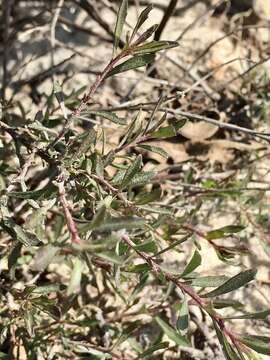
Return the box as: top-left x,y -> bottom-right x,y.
57,179 -> 81,244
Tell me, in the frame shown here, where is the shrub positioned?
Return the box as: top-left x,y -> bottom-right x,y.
0,1 -> 270,359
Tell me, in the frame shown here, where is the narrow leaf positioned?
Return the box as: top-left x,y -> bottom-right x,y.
120,154 -> 142,189
176,299 -> 189,332
97,251 -> 123,265
1,219 -> 40,246
133,40 -> 178,54
88,206 -> 107,231
181,250 -> 201,278
138,144 -> 168,158
32,245 -> 59,271
81,216 -> 145,233
67,258 -> 83,295
112,170 -> 156,187
130,4 -> 153,42
202,269 -> 257,298
107,54 -> 155,78
226,309 -> 270,320
133,24 -> 158,45
32,284 -> 65,294
241,335 -> 270,356
113,0 -> 128,53
139,342 -> 169,358
155,316 -> 190,347
135,188 -> 162,205
150,119 -> 186,138
88,110 -> 126,125
189,275 -> 229,288
134,241 -> 157,253
213,321 -> 242,360
8,185 -> 57,200
206,225 -> 245,240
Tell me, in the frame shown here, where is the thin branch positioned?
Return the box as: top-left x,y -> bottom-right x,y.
47,49 -> 131,150
56,176 -> 82,244
120,232 -> 240,347
96,103 -> 270,142
154,0 -> 178,41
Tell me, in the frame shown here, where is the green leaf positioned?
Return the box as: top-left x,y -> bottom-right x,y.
135,188 -> 162,205
213,321 -> 242,360
120,154 -> 142,189
24,309 -> 35,337
31,297 -> 60,319
226,309 -> 270,320
112,170 -> 156,187
212,299 -> 243,309
133,40 -> 179,54
139,342 -> 169,358
202,269 -> 257,298
32,245 -> 59,271
67,258 -> 83,295
189,275 -> 229,288
88,206 -> 107,231
206,225 -> 245,240
181,250 -> 201,278
138,144 -> 168,158
88,110 -> 126,125
250,351 -> 264,360
176,298 -> 189,332
150,119 -> 186,138
96,251 -> 123,265
8,242 -> 22,271
32,284 -> 65,294
133,24 -> 158,45
113,0 -> 128,53
128,337 -> 143,354
241,335 -> 270,356
8,185 -> 57,200
1,218 -> 40,246
134,241 -> 157,253
130,4 -> 153,42
125,263 -> 150,273
106,54 -> 155,78
81,216 -> 145,233
155,316 -> 190,347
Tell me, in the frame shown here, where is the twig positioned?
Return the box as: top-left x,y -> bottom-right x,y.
154,0 -> 178,41
214,54 -> 270,95
163,107 -> 270,142
120,232 -> 241,347
175,0 -> 225,42
188,25 -> 270,72
96,103 -> 270,142
47,49 -> 131,150
6,149 -> 37,193
56,175 -> 82,244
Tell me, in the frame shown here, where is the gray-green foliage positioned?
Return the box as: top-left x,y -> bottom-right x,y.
0,1 -> 269,359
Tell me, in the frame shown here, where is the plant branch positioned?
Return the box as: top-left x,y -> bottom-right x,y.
56,175 -> 82,244
120,232 -> 240,347
47,49 -> 130,150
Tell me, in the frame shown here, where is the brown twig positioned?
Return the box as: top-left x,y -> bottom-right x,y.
56,176 -> 82,244
47,48 -> 131,150
154,0 -> 178,41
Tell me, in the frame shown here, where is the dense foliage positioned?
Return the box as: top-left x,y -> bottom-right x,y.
1,0 -> 270,359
